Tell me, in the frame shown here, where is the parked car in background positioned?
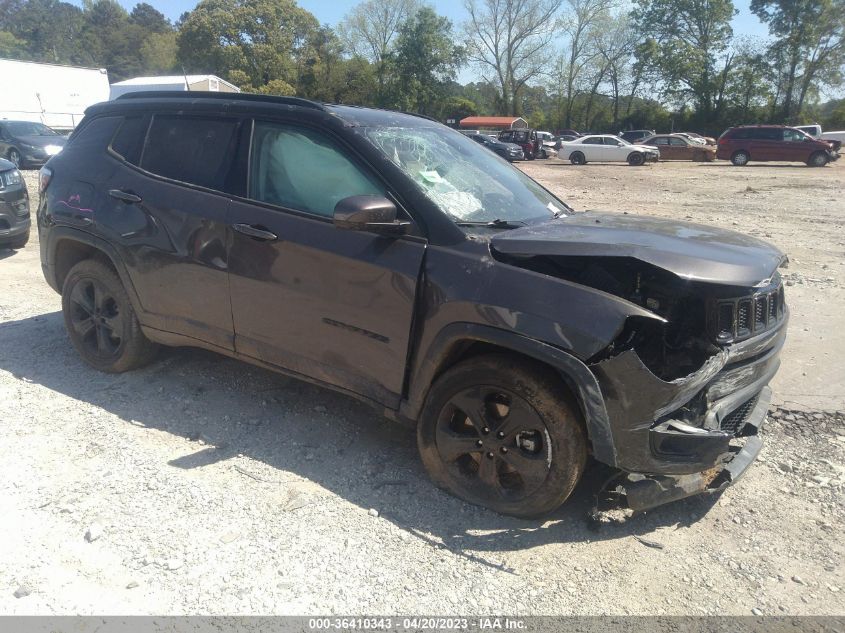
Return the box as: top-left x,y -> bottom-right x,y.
0,120 -> 66,168
794,124 -> 844,151
553,128 -> 580,137
462,131 -> 524,161
682,132 -> 716,145
717,125 -> 840,166
641,134 -> 716,161
0,157 -> 30,249
559,134 -> 660,166
37,91 -> 789,517
498,128 -> 545,159
619,129 -> 655,143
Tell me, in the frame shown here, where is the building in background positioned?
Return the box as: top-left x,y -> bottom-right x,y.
0,58 -> 110,132
459,116 -> 528,130
109,75 -> 240,100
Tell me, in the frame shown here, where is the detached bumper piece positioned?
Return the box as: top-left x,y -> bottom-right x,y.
623,386 -> 770,511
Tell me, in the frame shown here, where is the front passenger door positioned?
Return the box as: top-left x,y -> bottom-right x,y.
227,121 -> 427,407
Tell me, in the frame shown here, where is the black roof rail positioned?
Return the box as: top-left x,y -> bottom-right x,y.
116,90 -> 327,111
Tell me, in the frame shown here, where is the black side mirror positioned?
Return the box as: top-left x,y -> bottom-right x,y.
334,195 -> 410,235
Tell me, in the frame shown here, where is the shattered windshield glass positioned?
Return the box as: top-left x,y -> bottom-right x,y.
360,126 -> 568,224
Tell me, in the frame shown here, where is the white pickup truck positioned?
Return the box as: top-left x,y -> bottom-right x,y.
795,124 -> 845,148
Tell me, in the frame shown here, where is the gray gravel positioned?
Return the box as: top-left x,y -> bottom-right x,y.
1,168 -> 843,615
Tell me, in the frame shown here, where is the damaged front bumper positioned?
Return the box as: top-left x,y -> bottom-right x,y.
589,312 -> 787,510
623,386 -> 769,511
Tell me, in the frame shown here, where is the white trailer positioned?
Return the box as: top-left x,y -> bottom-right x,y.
0,58 -> 110,132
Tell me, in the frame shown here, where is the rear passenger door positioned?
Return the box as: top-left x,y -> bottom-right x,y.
105,113 -> 240,350
226,119 -> 426,407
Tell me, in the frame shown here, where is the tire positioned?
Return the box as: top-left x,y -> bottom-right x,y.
807,151 -> 828,167
540,148 -> 548,159
8,233 -> 29,250
731,150 -> 750,166
570,152 -> 586,165
61,259 -> 158,373
627,152 -> 645,166
8,148 -> 21,168
692,150 -> 705,162
417,354 -> 587,518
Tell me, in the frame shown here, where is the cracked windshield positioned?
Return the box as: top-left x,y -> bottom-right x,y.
362,127 -> 568,224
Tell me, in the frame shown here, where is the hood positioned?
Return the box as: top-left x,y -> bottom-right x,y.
16,135 -> 66,148
631,143 -> 659,152
490,211 -> 786,286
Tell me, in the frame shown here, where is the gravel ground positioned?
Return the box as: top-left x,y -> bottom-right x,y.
1,164 -> 844,616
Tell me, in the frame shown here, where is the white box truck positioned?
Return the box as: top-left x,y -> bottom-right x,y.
0,58 -> 110,132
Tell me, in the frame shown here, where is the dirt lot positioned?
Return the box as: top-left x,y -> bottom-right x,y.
1,162 -> 844,616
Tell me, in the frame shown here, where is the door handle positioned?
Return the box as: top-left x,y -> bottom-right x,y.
232,223 -> 278,241
108,189 -> 142,204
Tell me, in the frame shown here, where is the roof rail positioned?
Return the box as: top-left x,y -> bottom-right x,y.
116,90 -> 327,111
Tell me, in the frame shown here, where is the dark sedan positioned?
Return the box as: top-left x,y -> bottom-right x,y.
0,120 -> 67,169
463,131 -> 524,161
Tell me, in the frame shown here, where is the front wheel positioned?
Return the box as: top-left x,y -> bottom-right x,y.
731,150 -> 750,166
807,151 -> 828,167
627,152 -> 645,166
62,259 -> 158,373
417,354 -> 587,518
8,149 -> 21,168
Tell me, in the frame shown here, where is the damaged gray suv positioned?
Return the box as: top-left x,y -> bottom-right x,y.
37,93 -> 787,517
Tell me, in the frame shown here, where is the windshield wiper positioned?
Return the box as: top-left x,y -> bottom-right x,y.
455,219 -> 526,229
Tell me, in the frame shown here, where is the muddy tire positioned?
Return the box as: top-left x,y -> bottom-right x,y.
417,354 -> 587,518
731,150 -> 750,166
62,259 -> 158,373
807,151 -> 828,167
627,152 -> 645,166
570,151 -> 586,165
8,148 -> 22,168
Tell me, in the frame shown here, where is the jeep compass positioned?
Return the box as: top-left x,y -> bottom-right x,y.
37,93 -> 788,517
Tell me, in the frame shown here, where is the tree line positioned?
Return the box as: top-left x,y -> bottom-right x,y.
1,0 -> 843,134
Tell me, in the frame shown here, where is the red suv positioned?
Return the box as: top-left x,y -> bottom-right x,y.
717,125 -> 840,166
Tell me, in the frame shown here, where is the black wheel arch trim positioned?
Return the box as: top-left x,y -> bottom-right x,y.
400,322 -> 617,467
44,225 -> 145,319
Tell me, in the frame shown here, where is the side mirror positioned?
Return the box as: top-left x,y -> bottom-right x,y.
334,195 -> 410,235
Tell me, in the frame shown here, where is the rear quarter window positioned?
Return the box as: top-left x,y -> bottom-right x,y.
140,115 -> 239,190
63,116 -> 123,154
109,116 -> 149,165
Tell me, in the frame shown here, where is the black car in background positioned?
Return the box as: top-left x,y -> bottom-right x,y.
0,157 -> 30,249
38,92 -> 787,517
461,131 -> 524,161
0,120 -> 67,169
620,129 -> 656,143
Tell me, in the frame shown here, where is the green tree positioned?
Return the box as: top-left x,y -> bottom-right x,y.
387,7 -> 465,115
177,0 -> 320,91
751,0 -> 845,121
339,0 -> 420,105
632,0 -> 737,129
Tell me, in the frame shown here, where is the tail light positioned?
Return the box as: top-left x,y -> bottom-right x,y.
39,167 -> 52,192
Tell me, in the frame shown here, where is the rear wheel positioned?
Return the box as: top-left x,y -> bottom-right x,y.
417,354 -> 587,518
628,152 -> 645,166
807,151 -> 828,167
62,259 -> 158,373
731,150 -> 750,166
570,151 -> 586,165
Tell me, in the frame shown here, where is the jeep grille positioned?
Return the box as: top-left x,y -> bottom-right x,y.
714,280 -> 784,344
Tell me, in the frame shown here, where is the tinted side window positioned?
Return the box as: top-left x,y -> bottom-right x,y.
583,137 -> 603,144
249,122 -> 384,218
731,129 -> 749,140
110,115 -> 148,164
140,115 -> 238,189
651,137 -> 669,145
669,137 -> 687,146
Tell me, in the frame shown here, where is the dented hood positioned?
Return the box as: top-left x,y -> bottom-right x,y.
490,211 -> 786,286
